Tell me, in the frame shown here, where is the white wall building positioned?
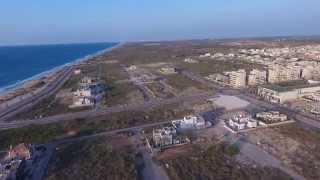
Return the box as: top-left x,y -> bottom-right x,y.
257,83 -> 320,103
172,115 -> 205,130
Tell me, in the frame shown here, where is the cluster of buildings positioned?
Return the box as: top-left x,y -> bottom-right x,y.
226,111 -> 290,132
70,76 -> 105,108
238,45 -> 320,62
206,62 -> 320,89
201,45 -> 320,105
226,112 -> 262,131
152,115 -> 206,148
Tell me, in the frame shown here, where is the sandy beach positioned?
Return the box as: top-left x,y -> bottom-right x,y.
0,43 -> 123,112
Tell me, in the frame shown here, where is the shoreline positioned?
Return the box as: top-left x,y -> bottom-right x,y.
0,42 -> 124,104
0,42 -> 124,97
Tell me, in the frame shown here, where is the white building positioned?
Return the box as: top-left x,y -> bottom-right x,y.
152,127 -> 176,147
226,112 -> 258,131
72,96 -> 95,107
159,66 -> 177,74
248,69 -> 267,86
74,69 -> 81,75
172,115 -> 205,130
225,69 -> 246,88
184,58 -> 198,63
267,64 -> 301,83
70,77 -> 105,108
200,53 -> 211,58
257,82 -> 320,103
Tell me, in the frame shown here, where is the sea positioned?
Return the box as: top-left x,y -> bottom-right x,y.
0,42 -> 117,93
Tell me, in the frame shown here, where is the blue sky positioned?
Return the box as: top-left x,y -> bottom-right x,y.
0,0 -> 319,45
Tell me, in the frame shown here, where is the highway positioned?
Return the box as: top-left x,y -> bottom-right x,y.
0,93 -> 212,130
0,66 -> 75,121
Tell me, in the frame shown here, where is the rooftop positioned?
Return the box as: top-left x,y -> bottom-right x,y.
260,80 -> 320,92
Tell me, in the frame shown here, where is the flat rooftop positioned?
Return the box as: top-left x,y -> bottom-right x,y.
260,80 -> 320,92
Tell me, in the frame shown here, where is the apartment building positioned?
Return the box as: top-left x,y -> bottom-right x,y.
225,69 -> 246,88
248,69 -> 267,86
267,64 -> 301,83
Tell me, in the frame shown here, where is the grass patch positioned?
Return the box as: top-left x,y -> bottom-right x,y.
165,74 -> 205,91
0,103 -> 193,151
47,138 -> 137,180
0,123 -> 65,150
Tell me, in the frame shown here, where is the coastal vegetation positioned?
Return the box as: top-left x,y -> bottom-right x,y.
0,103 -> 192,150
46,138 -> 137,180
160,143 -> 292,180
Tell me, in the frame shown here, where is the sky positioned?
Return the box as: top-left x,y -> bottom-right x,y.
0,0 -> 320,45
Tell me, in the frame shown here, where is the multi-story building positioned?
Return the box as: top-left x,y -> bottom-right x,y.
257,82 -> 320,103
248,69 -> 267,86
225,69 -> 246,88
226,112 -> 258,131
267,64 -> 301,83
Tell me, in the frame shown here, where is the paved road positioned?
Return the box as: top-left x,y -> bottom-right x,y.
0,93 -> 212,130
0,66 -> 74,121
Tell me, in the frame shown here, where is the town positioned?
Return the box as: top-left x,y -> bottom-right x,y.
0,38 -> 320,180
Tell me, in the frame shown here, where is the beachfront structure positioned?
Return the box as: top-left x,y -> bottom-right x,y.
257,81 -> 320,103
172,115 -> 205,130
256,111 -> 287,124
248,69 -> 267,86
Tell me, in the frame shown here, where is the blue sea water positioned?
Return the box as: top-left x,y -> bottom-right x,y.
0,42 -> 117,92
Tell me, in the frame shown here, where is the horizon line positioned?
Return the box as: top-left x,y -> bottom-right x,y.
2,34 -> 320,47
